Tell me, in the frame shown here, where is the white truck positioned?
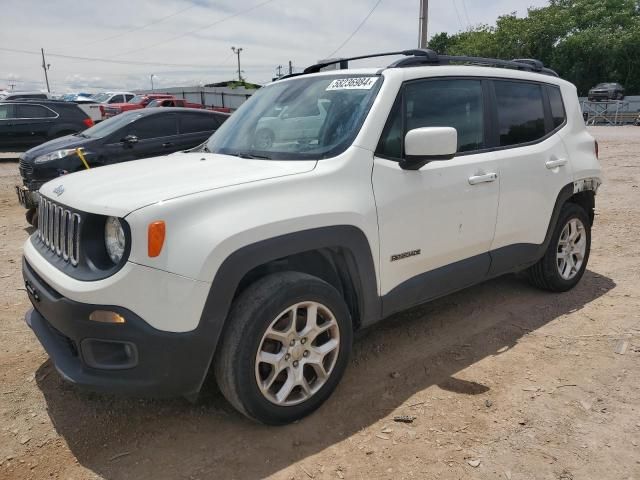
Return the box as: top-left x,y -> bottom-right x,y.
75,92 -> 135,123
22,50 -> 601,425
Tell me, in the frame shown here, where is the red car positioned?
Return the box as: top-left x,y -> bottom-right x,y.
146,98 -> 204,109
101,94 -> 175,118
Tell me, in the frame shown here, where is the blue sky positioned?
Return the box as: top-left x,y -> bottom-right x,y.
0,0 -> 549,92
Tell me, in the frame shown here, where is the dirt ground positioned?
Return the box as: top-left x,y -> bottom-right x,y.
0,126 -> 639,480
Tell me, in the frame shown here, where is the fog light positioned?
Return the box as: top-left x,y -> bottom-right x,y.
89,310 -> 125,324
81,339 -> 138,369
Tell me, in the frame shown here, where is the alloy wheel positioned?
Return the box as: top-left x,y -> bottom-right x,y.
556,217 -> 587,280
255,301 -> 340,406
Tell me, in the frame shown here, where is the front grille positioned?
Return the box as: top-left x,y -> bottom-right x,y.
37,197 -> 81,266
19,157 -> 33,178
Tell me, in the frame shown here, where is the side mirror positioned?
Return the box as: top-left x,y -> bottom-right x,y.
122,134 -> 138,145
401,127 -> 458,170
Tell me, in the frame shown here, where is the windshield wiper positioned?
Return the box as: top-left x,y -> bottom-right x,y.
229,152 -> 272,160
75,133 -> 89,138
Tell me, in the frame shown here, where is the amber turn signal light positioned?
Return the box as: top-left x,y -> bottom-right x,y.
89,310 -> 125,324
148,221 -> 166,257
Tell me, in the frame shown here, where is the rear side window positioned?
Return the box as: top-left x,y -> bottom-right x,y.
17,104 -> 56,118
109,95 -> 124,103
495,81 -> 546,146
0,104 -> 15,119
125,94 -> 135,101
547,86 -> 566,129
376,78 -> 485,159
180,113 -> 220,133
128,114 -> 178,139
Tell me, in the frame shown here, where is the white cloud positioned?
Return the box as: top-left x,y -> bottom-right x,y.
0,0 -> 550,92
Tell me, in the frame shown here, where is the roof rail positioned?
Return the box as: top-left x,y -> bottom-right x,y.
388,53 -> 558,77
279,49 -> 558,80
301,49 -> 438,74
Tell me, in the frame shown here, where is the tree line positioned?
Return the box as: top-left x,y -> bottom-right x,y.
428,0 -> 640,96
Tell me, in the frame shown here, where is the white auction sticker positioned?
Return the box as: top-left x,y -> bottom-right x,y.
326,77 -> 378,91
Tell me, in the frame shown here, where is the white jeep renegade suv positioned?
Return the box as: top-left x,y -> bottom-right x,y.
22,50 -> 601,425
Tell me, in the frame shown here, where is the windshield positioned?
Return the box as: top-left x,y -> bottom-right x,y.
128,95 -> 146,104
205,75 -> 382,160
79,111 -> 145,139
92,93 -> 111,103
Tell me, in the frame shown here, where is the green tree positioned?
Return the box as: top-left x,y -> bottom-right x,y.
429,0 -> 640,95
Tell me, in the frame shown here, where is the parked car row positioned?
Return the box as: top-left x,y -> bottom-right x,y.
13,107 -> 229,224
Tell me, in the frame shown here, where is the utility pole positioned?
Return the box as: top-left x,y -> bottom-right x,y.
288,60 -> 293,75
231,46 -> 243,82
8,83 -> 15,91
418,0 -> 429,48
41,48 -> 51,93
276,65 -> 283,78
150,74 -> 156,91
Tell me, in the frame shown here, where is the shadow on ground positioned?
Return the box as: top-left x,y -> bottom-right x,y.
36,270 -> 615,479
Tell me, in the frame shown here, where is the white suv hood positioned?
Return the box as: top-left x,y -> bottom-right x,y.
39,152 -> 317,216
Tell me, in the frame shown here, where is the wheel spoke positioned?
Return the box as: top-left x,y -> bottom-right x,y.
309,361 -> 328,381
264,307 -> 296,343
299,377 -> 312,396
275,372 -> 296,404
257,350 -> 282,366
263,365 -> 285,391
314,337 -> 339,356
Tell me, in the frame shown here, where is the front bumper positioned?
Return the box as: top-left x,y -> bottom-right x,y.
16,185 -> 39,209
23,258 -> 214,397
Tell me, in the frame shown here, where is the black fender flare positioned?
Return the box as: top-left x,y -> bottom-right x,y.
193,225 -> 381,392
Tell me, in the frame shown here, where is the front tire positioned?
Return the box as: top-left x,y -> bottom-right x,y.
25,208 -> 38,227
527,203 -> 591,292
214,272 -> 353,425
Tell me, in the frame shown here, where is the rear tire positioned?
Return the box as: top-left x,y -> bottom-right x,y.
214,272 -> 353,425
527,203 -> 591,292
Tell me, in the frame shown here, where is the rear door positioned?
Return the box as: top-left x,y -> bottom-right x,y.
177,112 -> 221,149
13,103 -> 58,147
487,80 -> 572,274
0,104 -> 17,149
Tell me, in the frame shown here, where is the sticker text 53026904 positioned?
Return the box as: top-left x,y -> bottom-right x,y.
326,77 -> 379,91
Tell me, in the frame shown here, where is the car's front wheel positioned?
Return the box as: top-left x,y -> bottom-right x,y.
214,272 -> 353,424
527,203 -> 591,292
25,208 -> 38,227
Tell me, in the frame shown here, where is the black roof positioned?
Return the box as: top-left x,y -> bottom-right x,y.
280,49 -> 559,80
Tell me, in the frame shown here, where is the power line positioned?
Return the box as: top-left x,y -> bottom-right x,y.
452,0 -> 465,31
461,0 -> 471,29
0,47 -> 235,69
76,4 -> 198,48
326,0 -> 383,58
110,0 -> 278,59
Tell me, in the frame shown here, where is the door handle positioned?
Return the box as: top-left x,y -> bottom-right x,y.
468,172 -> 498,185
545,158 -> 567,169
162,142 -> 174,148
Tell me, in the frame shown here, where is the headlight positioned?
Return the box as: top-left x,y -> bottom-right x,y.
33,149 -> 77,164
105,217 -> 126,264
